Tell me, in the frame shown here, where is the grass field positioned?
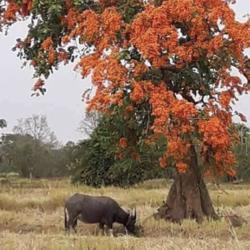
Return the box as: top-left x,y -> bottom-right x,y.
0,178 -> 250,250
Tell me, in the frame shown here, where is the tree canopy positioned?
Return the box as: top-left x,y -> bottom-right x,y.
1,0 -> 249,177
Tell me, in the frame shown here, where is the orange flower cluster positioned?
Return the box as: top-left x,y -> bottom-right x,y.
119,137 -> 128,149
93,57 -> 127,88
199,117 -> 230,149
78,53 -> 100,77
87,89 -> 110,112
128,0 -> 250,68
48,49 -> 56,65
176,162 -> 188,174
149,84 -> 197,137
81,10 -> 100,42
170,100 -> 197,120
41,37 -> 56,65
159,155 -> 167,168
41,37 -> 53,50
159,137 -> 190,173
82,56 -> 127,111
130,4 -> 177,67
219,90 -> 233,109
62,8 -> 78,30
2,0 -> 33,23
167,138 -> 190,158
133,61 -> 147,77
62,7 -> 122,53
125,105 -> 134,114
101,8 -> 121,38
149,84 -> 174,133
198,116 -> 236,174
147,83 -> 197,172
131,152 -> 140,161
130,82 -> 144,103
3,2 -> 19,21
110,91 -> 123,105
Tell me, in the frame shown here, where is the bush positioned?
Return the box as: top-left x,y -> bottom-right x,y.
70,116 -> 166,187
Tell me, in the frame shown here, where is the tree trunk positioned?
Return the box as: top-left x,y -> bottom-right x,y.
157,144 -> 218,223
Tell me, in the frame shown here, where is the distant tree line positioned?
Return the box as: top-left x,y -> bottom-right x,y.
1,114 -> 249,185
0,115 -> 73,178
233,124 -> 250,182
0,114 -> 168,184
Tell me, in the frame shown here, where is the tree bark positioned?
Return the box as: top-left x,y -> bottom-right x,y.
157,144 -> 218,223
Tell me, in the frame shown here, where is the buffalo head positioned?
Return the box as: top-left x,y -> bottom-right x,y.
125,208 -> 137,233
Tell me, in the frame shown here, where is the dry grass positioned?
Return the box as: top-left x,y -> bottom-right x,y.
2,233 -> 250,250
0,178 -> 250,249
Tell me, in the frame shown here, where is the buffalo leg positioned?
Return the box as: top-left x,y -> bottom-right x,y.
107,222 -> 113,237
99,223 -> 105,235
72,217 -> 78,233
68,215 -> 78,233
64,208 -> 70,232
108,228 -> 114,237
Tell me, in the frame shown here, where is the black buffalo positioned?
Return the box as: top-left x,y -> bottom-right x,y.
64,193 -> 137,235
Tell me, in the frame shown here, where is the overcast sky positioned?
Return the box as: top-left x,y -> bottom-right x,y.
0,1 -> 249,144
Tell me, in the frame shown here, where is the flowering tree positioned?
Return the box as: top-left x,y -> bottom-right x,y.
1,0 -> 250,222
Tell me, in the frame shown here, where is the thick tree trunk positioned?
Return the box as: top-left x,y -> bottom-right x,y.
157,145 -> 218,223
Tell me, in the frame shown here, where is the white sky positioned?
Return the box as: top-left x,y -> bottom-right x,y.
0,1 -> 249,144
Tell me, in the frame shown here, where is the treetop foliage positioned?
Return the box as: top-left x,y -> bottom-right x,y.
13,114 -> 58,147
1,0 -> 250,177
0,119 -> 7,129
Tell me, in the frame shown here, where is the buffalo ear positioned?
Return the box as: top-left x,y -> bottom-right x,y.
133,208 -> 135,215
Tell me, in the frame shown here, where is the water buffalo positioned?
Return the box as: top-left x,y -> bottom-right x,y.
64,193 -> 137,235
